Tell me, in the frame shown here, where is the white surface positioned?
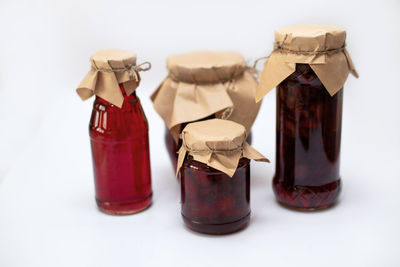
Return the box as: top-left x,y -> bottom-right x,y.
0,1 -> 399,266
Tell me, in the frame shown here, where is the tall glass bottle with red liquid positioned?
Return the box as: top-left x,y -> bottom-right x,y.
90,86 -> 152,214
255,25 -> 358,210
76,50 -> 152,215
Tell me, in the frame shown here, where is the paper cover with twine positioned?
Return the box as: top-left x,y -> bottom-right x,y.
151,51 -> 262,143
176,119 -> 269,177
256,24 -> 358,102
76,49 -> 151,108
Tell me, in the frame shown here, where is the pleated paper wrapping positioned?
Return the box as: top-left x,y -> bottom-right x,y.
76,50 -> 150,108
151,51 -> 262,143
256,24 -> 358,101
177,119 -> 269,177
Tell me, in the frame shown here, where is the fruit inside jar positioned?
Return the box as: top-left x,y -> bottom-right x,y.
273,64 -> 342,210
180,156 -> 250,234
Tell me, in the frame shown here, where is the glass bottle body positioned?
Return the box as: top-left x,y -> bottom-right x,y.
89,85 -> 152,214
273,64 -> 342,210
180,156 -> 250,235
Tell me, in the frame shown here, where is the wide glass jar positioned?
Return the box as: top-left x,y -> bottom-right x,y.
90,85 -> 152,214
273,64 -> 342,210
152,51 -> 261,172
76,50 -> 152,214
181,156 -> 250,234
176,119 -> 268,234
255,25 -> 358,210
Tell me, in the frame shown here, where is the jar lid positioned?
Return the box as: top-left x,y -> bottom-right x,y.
256,24 -> 358,101
167,51 -> 246,83
177,119 -> 268,177
90,49 -> 137,70
76,49 -> 151,108
152,51 -> 261,146
182,118 -> 246,151
275,24 -> 346,52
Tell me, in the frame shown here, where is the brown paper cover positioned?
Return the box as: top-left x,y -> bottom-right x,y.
151,51 -> 262,143
256,25 -> 358,101
76,49 -> 149,108
176,119 -> 269,177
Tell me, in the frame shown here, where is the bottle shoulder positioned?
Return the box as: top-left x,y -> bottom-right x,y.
89,95 -> 148,140
283,64 -> 323,87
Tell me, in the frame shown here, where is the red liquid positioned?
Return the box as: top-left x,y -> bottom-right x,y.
273,64 -> 342,210
180,156 -> 250,234
166,125 -> 252,173
89,85 -> 152,215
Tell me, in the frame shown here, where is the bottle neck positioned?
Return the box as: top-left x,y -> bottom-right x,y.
95,83 -> 138,107
291,63 -> 321,87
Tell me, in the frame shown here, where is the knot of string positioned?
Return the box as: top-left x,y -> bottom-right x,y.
92,61 -> 152,82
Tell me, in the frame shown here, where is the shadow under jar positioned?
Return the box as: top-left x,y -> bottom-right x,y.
89,85 -> 152,215
180,156 -> 251,235
273,64 -> 342,210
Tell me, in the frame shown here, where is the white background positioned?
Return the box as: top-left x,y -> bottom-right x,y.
0,0 -> 399,266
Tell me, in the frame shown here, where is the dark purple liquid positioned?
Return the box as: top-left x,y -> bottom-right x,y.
273,64 -> 342,210
180,156 -> 250,234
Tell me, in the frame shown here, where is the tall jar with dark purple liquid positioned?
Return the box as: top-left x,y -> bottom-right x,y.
273,64 -> 343,210
255,25 -> 358,210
